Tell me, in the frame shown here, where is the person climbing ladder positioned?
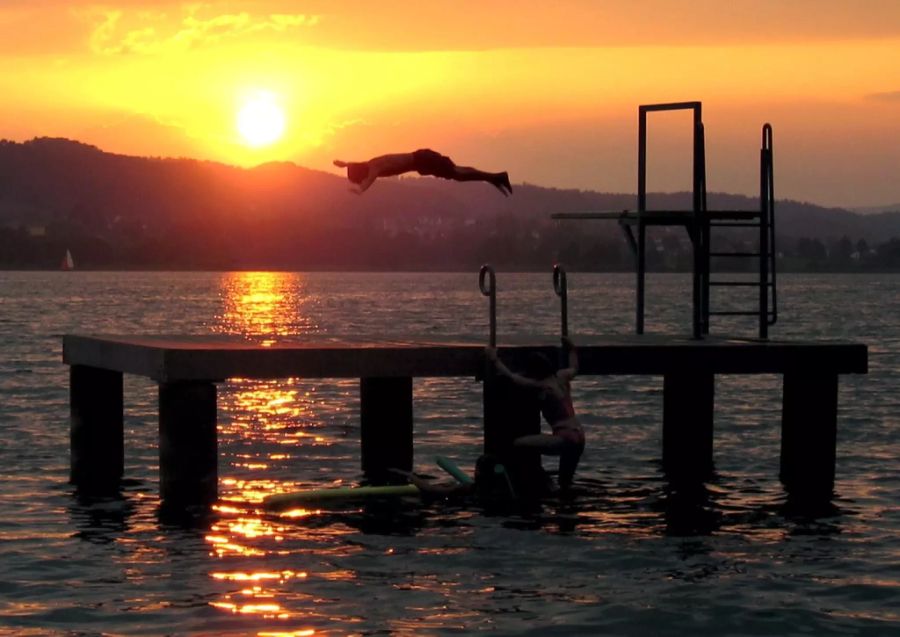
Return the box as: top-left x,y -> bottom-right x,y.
486,336 -> 585,491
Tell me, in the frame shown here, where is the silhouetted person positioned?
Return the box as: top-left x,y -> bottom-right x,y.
486,337 -> 585,491
334,149 -> 512,196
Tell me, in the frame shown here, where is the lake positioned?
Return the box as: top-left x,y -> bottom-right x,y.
0,271 -> 897,636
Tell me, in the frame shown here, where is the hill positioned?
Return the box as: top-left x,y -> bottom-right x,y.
2,137 -> 899,270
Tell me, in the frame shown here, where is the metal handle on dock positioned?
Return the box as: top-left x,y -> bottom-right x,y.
479,264 -> 497,347
553,263 -> 568,338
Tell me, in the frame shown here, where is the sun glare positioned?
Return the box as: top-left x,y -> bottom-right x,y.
237,93 -> 286,148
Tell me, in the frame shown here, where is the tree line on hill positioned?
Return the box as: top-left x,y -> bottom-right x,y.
2,137 -> 900,272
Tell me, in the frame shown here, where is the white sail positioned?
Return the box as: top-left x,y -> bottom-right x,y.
62,249 -> 74,270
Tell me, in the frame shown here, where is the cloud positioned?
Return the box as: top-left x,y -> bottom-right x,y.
6,1 -> 900,58
87,5 -> 319,56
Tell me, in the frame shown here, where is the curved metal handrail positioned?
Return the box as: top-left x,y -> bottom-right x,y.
552,263 -> 568,338
762,122 -> 773,151
479,264 -> 497,347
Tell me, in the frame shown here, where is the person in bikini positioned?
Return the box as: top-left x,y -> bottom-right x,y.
334,149 -> 512,196
486,336 -> 585,491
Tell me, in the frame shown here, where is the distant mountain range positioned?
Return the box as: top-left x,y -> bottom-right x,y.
1,137 -> 899,270
850,204 -> 900,215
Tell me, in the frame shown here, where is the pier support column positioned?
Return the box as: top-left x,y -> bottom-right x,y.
360,377 -> 413,484
70,365 -> 124,494
663,373 -> 715,482
159,381 -> 218,508
484,375 -> 541,490
780,373 -> 838,497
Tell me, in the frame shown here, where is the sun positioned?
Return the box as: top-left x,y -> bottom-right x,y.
236,92 -> 286,147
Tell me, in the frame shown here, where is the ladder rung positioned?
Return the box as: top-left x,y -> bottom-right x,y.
709,252 -> 762,257
709,281 -> 773,287
708,311 -> 763,316
709,310 -> 775,318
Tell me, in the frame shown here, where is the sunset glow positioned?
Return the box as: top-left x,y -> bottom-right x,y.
1,1 -> 899,205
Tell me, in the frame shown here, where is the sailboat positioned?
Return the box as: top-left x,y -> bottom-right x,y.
61,249 -> 75,271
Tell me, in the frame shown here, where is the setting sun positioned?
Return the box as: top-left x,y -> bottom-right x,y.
237,92 -> 286,148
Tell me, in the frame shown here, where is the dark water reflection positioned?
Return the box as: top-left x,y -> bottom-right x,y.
68,492 -> 137,544
1,272 -> 898,635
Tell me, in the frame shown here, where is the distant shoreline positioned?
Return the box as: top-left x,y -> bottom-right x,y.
4,138 -> 900,278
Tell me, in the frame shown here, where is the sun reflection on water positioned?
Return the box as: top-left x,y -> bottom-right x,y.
207,272 -> 348,628
215,271 -> 319,342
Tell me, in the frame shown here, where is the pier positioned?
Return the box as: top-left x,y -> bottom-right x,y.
63,333 -> 867,508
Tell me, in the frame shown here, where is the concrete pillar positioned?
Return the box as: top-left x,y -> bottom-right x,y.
70,365 -> 124,494
780,373 -> 838,497
159,381 -> 218,508
360,377 -> 413,484
663,372 -> 715,482
483,374 -> 542,489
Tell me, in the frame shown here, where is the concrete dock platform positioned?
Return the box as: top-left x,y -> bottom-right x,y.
63,334 -> 868,508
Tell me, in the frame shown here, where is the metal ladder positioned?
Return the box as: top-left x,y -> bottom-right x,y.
702,123 -> 778,338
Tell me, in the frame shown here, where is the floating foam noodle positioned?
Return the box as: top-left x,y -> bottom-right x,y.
436,455 -> 516,498
435,455 -> 473,484
264,484 -> 420,510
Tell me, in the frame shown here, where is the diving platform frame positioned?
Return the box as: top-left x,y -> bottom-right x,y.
554,101 -> 777,339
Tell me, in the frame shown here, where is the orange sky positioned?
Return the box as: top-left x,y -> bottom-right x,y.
2,0 -> 899,207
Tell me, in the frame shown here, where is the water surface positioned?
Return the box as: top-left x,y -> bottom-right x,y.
0,271 -> 897,635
